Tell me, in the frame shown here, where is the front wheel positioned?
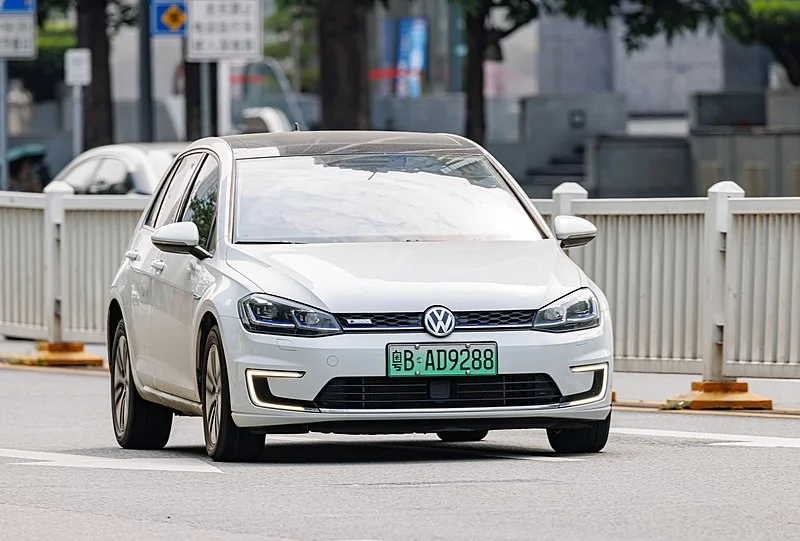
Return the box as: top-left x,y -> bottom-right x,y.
547,413 -> 611,454
110,319 -> 173,449
202,325 -> 265,462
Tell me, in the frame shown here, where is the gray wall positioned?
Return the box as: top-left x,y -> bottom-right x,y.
610,21 -> 723,115
536,15 -> 612,95
586,135 -> 692,197
691,131 -> 800,196
689,91 -> 766,128
520,92 -> 627,161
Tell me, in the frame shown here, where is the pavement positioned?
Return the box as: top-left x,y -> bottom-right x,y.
1,365 -> 800,540
2,336 -> 799,409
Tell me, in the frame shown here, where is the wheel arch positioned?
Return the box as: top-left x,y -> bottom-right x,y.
196,311 -> 220,397
107,298 -> 124,361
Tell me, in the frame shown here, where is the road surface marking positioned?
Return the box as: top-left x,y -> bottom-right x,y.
612,428 -> 800,448
0,448 -> 223,473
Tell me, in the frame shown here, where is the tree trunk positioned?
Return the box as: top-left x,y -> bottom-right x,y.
464,1 -> 489,146
317,0 -> 370,130
76,0 -> 114,149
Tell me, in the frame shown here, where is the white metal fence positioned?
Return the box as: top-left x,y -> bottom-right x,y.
0,181 -> 798,379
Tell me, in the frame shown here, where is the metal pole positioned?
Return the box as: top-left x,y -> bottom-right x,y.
200,61 -> 211,137
139,0 -> 154,142
0,60 -> 8,191
72,84 -> 83,158
291,16 -> 301,92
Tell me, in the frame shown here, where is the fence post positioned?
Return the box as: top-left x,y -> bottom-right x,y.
43,180 -> 72,344
34,180 -> 104,367
666,181 -> 772,410
552,181 -> 587,217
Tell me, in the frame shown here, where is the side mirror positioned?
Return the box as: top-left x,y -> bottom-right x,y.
152,222 -> 211,260
553,215 -> 597,248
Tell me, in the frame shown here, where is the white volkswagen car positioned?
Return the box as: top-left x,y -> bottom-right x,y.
107,131 -> 613,462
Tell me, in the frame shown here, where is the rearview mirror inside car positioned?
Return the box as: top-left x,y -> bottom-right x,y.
152,222 -> 211,260
552,215 -> 597,248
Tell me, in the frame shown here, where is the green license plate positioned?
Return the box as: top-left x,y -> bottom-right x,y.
387,343 -> 498,377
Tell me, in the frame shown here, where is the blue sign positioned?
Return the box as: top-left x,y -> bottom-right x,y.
0,0 -> 37,14
395,17 -> 428,98
150,0 -> 187,37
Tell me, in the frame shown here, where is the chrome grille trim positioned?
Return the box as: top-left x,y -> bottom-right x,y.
335,310 -> 536,333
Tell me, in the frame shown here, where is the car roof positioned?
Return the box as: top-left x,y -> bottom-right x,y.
218,131 -> 479,159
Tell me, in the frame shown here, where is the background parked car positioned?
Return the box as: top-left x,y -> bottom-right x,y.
52,142 -> 189,195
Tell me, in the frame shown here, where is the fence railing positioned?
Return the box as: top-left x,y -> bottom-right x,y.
0,180 -> 798,380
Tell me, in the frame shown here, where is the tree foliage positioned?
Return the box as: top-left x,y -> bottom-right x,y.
36,0 -> 137,34
725,0 -> 800,86
275,0 -> 746,142
264,3 -> 320,93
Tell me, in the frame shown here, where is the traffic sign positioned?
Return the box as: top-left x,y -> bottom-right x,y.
0,0 -> 37,14
151,0 -> 187,37
186,0 -> 263,62
65,48 -> 92,87
0,14 -> 37,59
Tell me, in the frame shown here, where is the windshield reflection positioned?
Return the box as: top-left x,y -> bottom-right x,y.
234,153 -> 543,244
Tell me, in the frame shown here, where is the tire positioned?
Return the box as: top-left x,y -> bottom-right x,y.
110,319 -> 173,449
202,325 -> 265,462
436,430 -> 489,443
547,413 -> 611,454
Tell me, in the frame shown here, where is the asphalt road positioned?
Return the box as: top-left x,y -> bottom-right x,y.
1,367 -> 799,541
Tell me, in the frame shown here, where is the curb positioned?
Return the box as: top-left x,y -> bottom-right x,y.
614,399 -> 800,418
0,359 -> 109,376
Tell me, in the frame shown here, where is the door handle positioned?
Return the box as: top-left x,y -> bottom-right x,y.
150,260 -> 166,271
124,250 -> 139,261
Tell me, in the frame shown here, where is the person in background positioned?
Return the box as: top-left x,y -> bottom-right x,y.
7,79 -> 33,136
6,144 -> 50,192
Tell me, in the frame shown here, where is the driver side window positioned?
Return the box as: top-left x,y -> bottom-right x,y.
180,155 -> 220,253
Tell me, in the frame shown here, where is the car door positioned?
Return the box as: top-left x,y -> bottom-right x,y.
145,152 -> 206,396
124,166 -> 177,388
151,153 -> 221,401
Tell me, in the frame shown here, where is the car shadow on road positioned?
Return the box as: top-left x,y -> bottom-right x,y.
70,438 -> 568,464
169,439 -> 565,465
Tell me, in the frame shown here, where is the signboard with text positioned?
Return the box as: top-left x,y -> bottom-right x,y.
186,0 -> 263,62
0,0 -> 37,59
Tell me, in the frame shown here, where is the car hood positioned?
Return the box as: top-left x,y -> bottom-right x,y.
225,240 -> 584,313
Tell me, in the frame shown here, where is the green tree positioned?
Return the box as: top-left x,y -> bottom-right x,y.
725,0 -> 800,86
279,0 -> 741,143
264,3 -> 319,93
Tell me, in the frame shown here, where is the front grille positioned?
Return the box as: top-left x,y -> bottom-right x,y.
314,374 -> 561,410
336,309 -> 535,332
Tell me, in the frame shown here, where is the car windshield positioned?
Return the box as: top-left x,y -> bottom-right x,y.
233,153 -> 545,244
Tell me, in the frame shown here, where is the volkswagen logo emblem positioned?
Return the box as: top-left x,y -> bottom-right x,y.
423,306 -> 456,337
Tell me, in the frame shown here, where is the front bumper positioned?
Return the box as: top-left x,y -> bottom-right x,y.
219,313 -> 613,432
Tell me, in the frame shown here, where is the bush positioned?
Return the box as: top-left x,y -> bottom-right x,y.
725,0 -> 800,86
8,29 -> 77,102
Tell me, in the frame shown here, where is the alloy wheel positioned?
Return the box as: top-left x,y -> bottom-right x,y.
113,335 -> 130,434
205,344 -> 223,448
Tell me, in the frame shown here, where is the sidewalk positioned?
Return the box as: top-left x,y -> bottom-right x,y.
2,336 -> 799,410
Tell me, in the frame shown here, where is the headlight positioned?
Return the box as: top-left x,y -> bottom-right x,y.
533,288 -> 600,332
238,293 -> 342,337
